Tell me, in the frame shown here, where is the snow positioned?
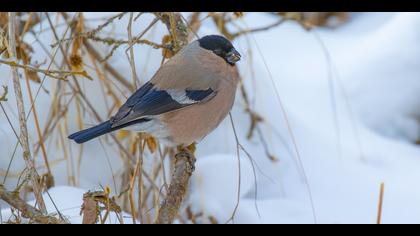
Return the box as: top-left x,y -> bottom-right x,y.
2,12 -> 420,224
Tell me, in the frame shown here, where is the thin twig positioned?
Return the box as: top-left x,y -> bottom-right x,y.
85,12 -> 127,38
57,13 -> 162,191
128,154 -> 141,224
0,58 -> 92,81
231,18 -> 286,39
21,44 -> 53,179
0,103 -> 23,147
249,32 -> 318,223
312,30 -> 342,161
83,39 -> 134,92
61,12 -> 134,92
225,113 -> 242,224
126,12 -> 139,89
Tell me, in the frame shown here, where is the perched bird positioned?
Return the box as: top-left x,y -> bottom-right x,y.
68,35 -> 241,147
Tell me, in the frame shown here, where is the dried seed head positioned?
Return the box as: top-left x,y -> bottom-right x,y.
70,54 -> 84,71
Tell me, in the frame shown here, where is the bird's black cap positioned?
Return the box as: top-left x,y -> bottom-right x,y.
198,35 -> 234,52
198,35 -> 241,65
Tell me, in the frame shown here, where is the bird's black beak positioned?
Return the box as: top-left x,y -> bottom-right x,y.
226,48 -> 241,64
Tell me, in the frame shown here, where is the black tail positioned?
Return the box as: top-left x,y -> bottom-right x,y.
68,121 -> 114,144
68,118 -> 151,144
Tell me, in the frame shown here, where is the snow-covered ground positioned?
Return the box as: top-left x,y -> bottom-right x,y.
2,12 -> 420,224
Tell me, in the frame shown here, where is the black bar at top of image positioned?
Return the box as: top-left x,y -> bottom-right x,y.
0,0 -> 419,12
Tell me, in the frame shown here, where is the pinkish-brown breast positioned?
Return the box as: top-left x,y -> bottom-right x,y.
160,64 -> 240,146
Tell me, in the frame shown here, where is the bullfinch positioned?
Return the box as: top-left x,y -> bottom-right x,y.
68,35 -> 241,147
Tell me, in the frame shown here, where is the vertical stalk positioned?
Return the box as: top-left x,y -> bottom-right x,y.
7,12 -> 47,213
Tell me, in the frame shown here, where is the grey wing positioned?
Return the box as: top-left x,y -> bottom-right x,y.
110,82 -> 216,128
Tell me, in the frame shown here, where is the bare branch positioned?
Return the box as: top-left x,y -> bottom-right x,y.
155,150 -> 196,224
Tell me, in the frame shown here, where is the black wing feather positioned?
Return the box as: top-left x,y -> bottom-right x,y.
185,88 -> 214,101
111,82 -> 215,127
133,89 -> 184,116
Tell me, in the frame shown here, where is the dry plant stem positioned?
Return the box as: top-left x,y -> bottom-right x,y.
312,31 -> 342,161
126,17 -> 160,52
225,113 -> 242,223
85,12 -> 127,37
62,12 -> 176,195
137,143 -> 145,223
155,151 -> 196,224
127,13 -> 139,89
81,196 -> 98,224
60,12 -> 134,92
82,39 -> 134,92
141,161 -> 163,209
8,12 -> 47,214
65,35 -> 167,62
250,34 -> 318,223
128,155 -> 142,224
184,13 -> 201,41
377,182 -> 385,224
22,50 -> 53,178
0,185 -> 64,224
230,18 -> 286,39
0,58 -> 72,81
81,191 -> 123,224
48,13 -> 157,189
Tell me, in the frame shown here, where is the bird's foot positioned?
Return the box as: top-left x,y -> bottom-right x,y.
175,143 -> 197,174
177,143 -> 196,155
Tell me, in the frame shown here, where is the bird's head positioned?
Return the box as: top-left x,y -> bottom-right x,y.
198,35 -> 241,65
